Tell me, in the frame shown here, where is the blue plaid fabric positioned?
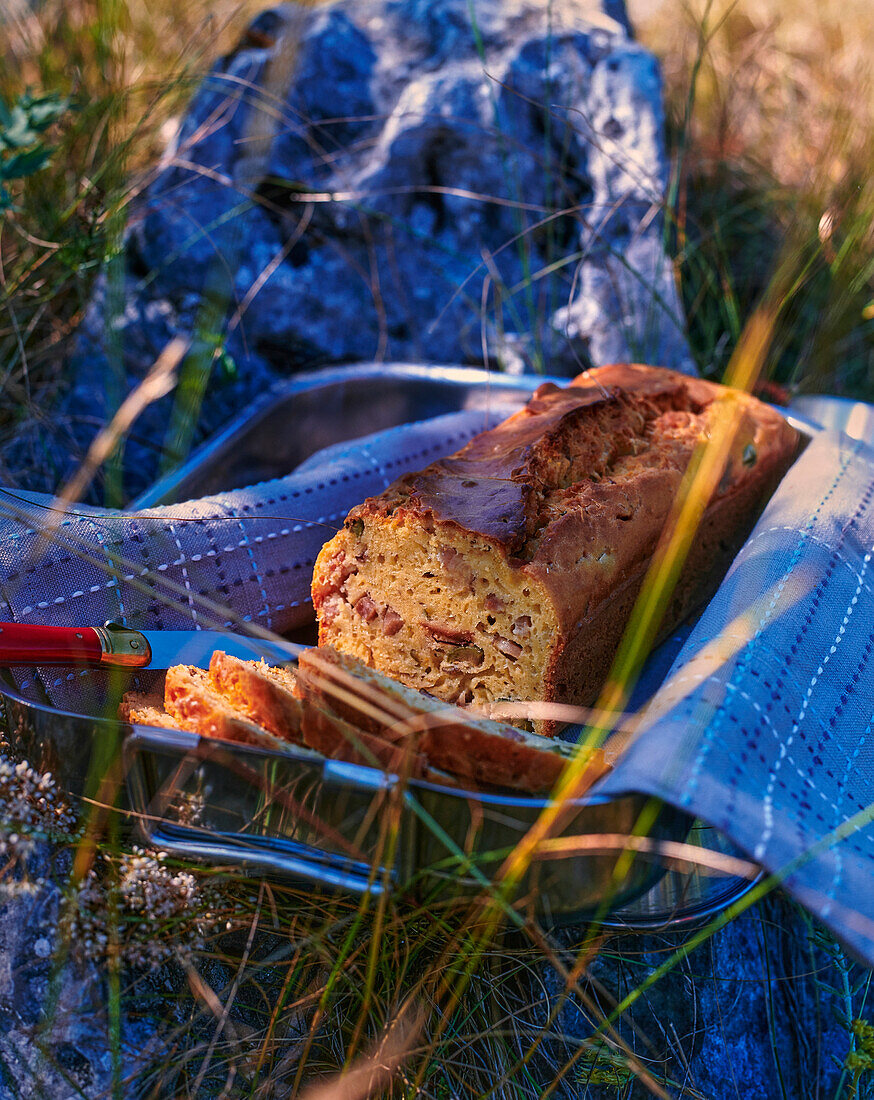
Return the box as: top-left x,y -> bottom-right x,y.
599,429 -> 874,964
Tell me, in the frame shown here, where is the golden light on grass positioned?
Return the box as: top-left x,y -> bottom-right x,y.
297,1001 -> 425,1100
630,0 -> 874,187
533,834 -> 758,879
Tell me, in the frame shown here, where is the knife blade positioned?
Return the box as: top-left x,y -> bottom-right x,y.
0,620 -> 303,670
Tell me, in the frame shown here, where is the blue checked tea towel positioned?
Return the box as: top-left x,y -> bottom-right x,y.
0,402 -> 873,963
599,428 -> 874,963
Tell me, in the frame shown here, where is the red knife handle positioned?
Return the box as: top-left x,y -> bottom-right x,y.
0,622 -> 150,667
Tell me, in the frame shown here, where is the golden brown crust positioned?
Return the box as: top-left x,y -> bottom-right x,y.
340,365 -> 708,550
312,364 -> 800,736
336,364 -> 796,632
119,650 -> 582,793
415,713 -> 608,792
297,645 -> 428,738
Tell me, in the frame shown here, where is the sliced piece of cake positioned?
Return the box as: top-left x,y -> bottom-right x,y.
164,664 -> 295,752
208,651 -> 426,775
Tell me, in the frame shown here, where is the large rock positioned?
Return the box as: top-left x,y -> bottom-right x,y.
46,0 -> 692,501
555,896 -> 854,1098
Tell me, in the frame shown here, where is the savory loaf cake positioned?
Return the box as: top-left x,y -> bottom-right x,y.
312,364 -> 799,735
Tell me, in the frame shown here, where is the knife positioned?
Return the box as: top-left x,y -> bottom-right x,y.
0,621 -> 303,670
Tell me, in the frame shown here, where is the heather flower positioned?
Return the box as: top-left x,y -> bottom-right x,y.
70,846 -> 221,968
0,752 -> 77,899
0,756 -> 76,837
